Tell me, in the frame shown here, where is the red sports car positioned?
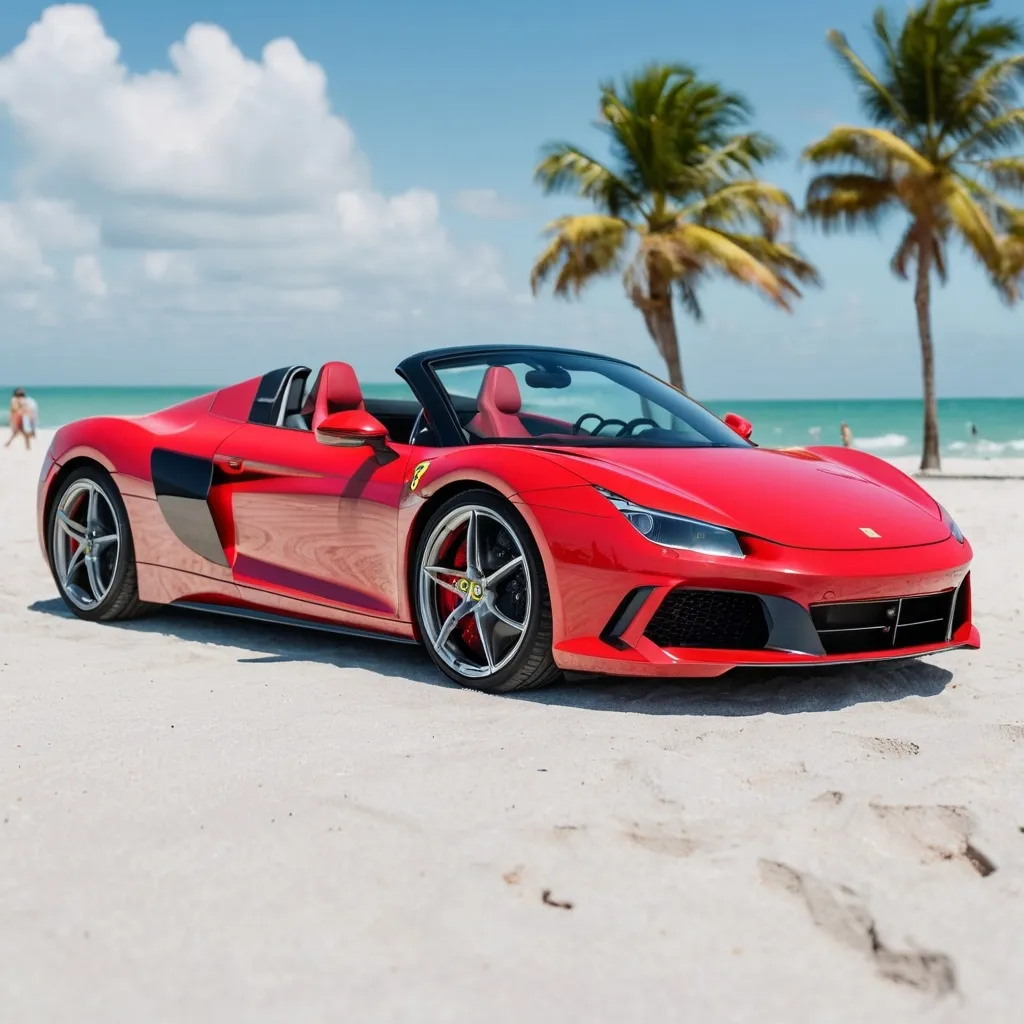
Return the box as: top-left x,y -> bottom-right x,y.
37,345 -> 978,692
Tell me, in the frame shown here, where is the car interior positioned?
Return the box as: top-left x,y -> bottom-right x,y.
265,361 -> 571,447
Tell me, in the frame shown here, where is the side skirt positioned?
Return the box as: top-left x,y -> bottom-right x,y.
171,600 -> 420,645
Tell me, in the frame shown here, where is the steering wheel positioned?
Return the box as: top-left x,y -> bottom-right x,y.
572,412 -> 605,435
620,417 -> 661,437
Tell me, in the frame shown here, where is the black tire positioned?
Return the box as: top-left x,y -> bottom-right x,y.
413,489 -> 560,693
46,464 -> 152,622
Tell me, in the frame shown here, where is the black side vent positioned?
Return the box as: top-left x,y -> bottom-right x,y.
951,574 -> 970,634
810,590 -> 956,655
601,587 -> 655,650
643,588 -> 770,650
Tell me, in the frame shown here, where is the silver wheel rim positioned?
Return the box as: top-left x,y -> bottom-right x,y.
51,479 -> 121,611
418,505 -> 532,679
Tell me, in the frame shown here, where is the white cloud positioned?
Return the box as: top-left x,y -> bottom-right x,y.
0,6 -> 365,208
0,3 -> 511,324
453,188 -> 524,220
0,203 -> 55,286
142,251 -> 197,287
72,253 -> 106,297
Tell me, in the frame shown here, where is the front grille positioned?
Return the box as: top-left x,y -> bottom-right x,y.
810,589 -> 956,655
644,588 -> 770,650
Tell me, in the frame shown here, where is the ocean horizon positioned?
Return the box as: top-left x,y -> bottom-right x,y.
4,385 -> 1023,460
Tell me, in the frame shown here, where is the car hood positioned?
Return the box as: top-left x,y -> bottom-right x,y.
540,445 -> 950,550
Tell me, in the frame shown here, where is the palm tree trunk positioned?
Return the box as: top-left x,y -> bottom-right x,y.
914,240 -> 941,472
645,301 -> 685,392
631,264 -> 686,391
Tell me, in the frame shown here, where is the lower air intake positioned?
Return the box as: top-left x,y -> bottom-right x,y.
810,589 -> 956,655
643,588 -> 770,650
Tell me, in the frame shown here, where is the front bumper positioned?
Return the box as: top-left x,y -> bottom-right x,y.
519,501 -> 979,678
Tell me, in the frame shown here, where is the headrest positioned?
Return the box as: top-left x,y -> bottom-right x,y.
479,366 -> 521,414
322,362 -> 363,411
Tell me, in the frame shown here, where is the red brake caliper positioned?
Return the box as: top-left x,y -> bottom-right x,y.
436,534 -> 483,654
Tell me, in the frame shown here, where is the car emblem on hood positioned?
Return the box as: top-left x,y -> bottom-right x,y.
859,527 -> 881,538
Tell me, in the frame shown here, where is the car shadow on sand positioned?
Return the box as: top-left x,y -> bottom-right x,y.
29,598 -> 954,717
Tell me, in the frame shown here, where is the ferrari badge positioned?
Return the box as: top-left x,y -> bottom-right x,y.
410,461 -> 430,492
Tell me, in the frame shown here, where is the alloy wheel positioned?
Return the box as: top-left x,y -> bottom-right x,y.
417,505 -> 532,680
51,478 -> 121,611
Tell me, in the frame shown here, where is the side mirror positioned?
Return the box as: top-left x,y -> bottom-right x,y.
723,412 -> 754,441
316,410 -> 389,448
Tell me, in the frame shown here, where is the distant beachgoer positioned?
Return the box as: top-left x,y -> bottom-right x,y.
4,389 -> 26,449
969,422 -> 978,439
840,421 -> 853,448
20,392 -> 38,449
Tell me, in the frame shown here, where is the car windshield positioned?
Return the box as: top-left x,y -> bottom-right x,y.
427,350 -> 749,448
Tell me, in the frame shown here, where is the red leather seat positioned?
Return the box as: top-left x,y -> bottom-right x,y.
302,362 -> 364,431
467,366 -> 530,438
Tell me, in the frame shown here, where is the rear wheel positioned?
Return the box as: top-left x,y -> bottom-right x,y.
47,466 -> 150,622
413,490 -> 559,692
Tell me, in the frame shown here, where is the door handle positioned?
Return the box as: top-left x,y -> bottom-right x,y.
218,456 -> 245,474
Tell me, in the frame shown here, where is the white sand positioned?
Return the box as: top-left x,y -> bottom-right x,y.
2,430 -> 1023,1023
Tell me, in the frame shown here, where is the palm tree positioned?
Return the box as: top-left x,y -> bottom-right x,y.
803,0 -> 1024,471
530,64 -> 818,393
1007,212 -> 1024,279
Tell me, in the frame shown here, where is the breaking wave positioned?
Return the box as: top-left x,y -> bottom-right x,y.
948,438 -> 1024,455
853,433 -> 910,452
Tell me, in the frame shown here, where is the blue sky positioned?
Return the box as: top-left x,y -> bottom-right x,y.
0,0 -> 1020,397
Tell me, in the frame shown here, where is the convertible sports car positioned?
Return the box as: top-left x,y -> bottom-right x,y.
37,345 -> 978,692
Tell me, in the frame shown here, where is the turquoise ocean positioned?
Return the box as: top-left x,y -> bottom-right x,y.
4,385 -> 1023,460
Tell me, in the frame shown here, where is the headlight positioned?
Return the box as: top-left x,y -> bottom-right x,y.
940,504 -> 964,543
596,487 -> 744,558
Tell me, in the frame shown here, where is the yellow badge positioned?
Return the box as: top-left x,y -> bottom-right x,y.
409,461 -> 430,492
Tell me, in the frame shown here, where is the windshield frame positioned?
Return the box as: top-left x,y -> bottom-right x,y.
396,345 -> 752,450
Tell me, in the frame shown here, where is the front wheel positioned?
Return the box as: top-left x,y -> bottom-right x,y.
413,490 -> 559,692
46,465 -> 151,622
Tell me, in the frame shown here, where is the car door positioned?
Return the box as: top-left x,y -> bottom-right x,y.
211,422 -> 414,621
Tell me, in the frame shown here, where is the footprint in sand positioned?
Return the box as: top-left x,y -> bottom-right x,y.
759,859 -> 957,997
996,723 -> 1024,743
870,803 -> 997,877
623,825 -> 697,858
856,736 -> 921,758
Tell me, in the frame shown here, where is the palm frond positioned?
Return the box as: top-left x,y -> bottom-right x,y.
680,180 -> 796,232
890,223 -> 919,280
802,126 -> 936,176
529,214 -> 632,298
716,232 -> 822,288
684,133 -> 782,187
533,144 -> 641,216
945,179 -> 1005,273
970,155 -> 1024,192
1002,217 -> 1024,290
804,173 -> 899,233
675,275 -> 704,321
828,26 -> 910,128
932,235 -> 949,284
639,225 -> 804,310
952,107 -> 1024,157
948,55 -> 1024,135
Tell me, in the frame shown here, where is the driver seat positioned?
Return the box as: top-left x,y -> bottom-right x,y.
467,366 -> 530,439
301,361 -> 364,431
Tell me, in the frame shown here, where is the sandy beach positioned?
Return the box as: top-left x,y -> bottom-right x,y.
2,429 -> 1022,1023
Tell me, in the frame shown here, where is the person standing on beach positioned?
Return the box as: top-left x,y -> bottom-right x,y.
840,421 -> 853,448
4,389 -> 26,448
20,391 -> 38,449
